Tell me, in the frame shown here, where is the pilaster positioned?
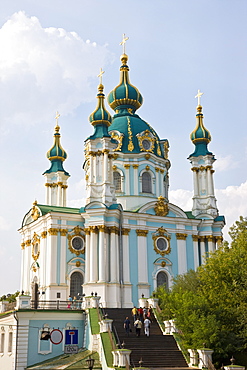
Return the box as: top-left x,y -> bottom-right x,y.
176,233 -> 188,274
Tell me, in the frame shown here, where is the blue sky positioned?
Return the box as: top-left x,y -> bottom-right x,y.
0,0 -> 246,296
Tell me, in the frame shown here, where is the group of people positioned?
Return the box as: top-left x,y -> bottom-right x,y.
124,306 -> 152,337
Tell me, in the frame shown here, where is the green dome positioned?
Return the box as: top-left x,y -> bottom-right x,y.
89,84 -> 112,126
107,54 -> 143,113
190,105 -> 211,143
108,113 -> 163,157
43,124 -> 69,176
189,105 -> 213,158
47,124 -> 67,160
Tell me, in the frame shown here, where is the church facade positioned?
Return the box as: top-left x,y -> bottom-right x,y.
19,51 -> 225,308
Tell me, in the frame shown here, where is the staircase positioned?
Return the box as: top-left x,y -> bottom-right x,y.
104,308 -> 189,369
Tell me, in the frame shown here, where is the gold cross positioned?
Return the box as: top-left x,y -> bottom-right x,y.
55,111 -> 60,124
97,68 -> 105,84
195,89 -> 204,106
120,33 -> 129,54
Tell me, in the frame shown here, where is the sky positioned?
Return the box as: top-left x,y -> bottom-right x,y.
0,0 -> 246,296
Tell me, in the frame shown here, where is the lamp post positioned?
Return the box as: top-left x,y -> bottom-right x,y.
86,356 -> 95,370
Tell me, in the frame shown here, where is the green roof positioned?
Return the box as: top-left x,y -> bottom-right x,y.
37,204 -> 81,216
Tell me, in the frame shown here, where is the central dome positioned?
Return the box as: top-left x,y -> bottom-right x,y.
107,54 -> 143,113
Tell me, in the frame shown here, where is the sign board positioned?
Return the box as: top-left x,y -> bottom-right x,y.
50,329 -> 63,345
65,329 -> 78,345
64,344 -> 79,354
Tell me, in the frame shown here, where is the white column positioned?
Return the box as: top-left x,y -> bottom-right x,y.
176,235 -> 187,274
155,168 -> 159,196
200,237 -> 206,264
137,232 -> 148,284
110,228 -> 119,283
193,169 -> 199,196
124,165 -> 130,195
89,227 -> 98,283
84,231 -> 90,284
133,165 -> 139,195
25,238 -> 31,294
122,230 -> 130,283
45,183 -> 50,205
103,151 -> 109,183
60,230 -> 67,284
98,226 -> 106,282
192,235 -> 199,269
20,241 -> 25,292
207,236 -> 215,253
57,183 -> 62,206
47,230 -> 58,286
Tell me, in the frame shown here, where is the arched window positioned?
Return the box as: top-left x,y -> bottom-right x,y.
157,271 -> 168,289
142,172 -> 152,193
70,272 -> 83,298
113,171 -> 121,192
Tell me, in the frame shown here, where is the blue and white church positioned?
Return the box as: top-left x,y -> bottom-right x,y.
19,50 -> 225,308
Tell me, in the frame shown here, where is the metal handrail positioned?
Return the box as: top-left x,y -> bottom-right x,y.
30,300 -> 83,310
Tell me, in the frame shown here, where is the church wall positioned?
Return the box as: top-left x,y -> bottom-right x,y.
26,313 -> 85,367
128,229 -> 139,305
186,235 -> 195,270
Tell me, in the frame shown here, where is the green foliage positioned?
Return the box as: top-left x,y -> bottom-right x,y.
0,291 -> 19,302
89,308 -> 100,334
155,216 -> 247,363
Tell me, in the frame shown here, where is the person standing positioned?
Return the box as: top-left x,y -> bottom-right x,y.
124,317 -> 131,336
134,318 -> 142,337
132,306 -> 138,321
144,317 -> 151,337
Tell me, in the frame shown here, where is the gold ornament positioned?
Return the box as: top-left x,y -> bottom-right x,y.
154,196 -> 169,217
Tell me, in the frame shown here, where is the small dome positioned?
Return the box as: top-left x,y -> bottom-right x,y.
43,123 -> 69,175
107,54 -> 143,113
89,83 -> 112,126
47,124 -> 67,161
190,105 -> 211,144
189,105 -> 213,158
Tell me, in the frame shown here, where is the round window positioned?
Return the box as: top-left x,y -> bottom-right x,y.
142,139 -> 151,150
72,237 -> 84,251
156,237 -> 167,251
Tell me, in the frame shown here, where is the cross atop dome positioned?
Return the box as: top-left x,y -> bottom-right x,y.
120,33 -> 129,54
195,89 -> 204,106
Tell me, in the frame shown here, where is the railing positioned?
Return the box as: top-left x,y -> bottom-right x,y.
30,300 -> 83,310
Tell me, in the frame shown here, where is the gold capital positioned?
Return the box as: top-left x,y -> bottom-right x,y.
133,164 -> 139,169
60,229 -> 67,236
136,229 -> 148,237
122,228 -> 131,235
25,239 -> 31,247
41,231 -> 47,239
48,228 -> 58,236
176,233 -> 187,240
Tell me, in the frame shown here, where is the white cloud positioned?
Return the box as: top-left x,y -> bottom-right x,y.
214,155 -> 239,172
169,181 -> 247,242
0,11 -> 113,129
0,216 -> 11,231
169,189 -> 193,210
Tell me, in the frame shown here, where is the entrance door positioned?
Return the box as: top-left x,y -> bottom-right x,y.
70,272 -> 83,298
157,271 -> 168,290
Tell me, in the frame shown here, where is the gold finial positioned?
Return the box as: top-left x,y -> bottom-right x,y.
55,111 -> 60,132
120,33 -> 129,54
195,89 -> 204,106
97,68 -> 105,85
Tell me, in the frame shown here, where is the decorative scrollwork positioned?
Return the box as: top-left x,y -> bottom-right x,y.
152,227 -> 171,256
67,226 -> 85,256
137,130 -> 155,153
32,232 -> 40,261
154,196 -> 169,217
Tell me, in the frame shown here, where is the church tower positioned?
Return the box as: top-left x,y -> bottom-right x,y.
43,113 -> 70,207
188,91 -> 218,218
84,73 -> 116,206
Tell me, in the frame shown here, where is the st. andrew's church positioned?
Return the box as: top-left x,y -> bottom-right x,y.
19,46 -> 225,309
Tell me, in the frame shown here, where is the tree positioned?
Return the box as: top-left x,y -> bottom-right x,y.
155,217 -> 247,364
